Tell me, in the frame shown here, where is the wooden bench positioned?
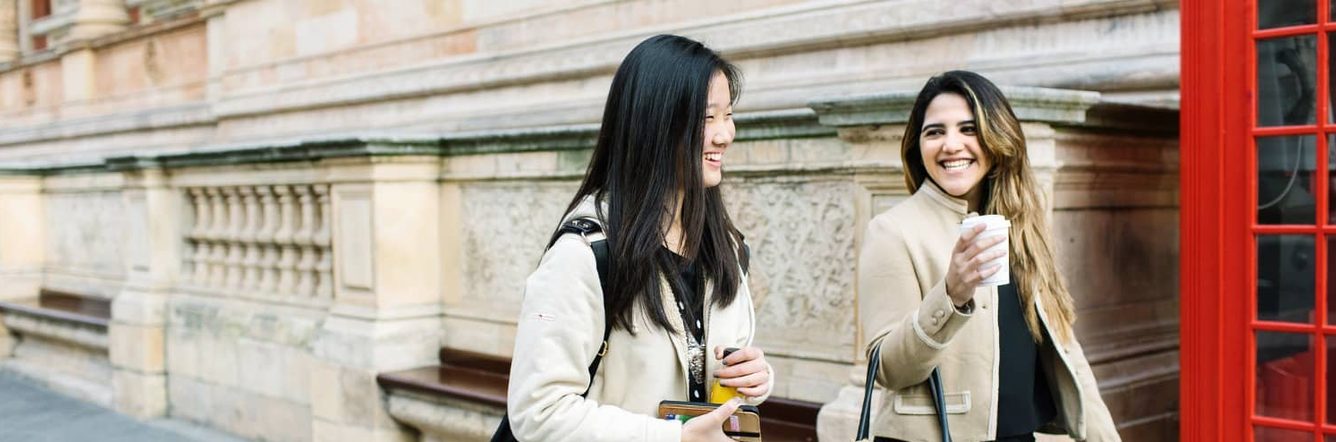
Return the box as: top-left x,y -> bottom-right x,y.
377,348 -> 820,441
0,289 -> 112,331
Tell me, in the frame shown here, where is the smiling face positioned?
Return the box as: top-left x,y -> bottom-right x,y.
919,92 -> 992,202
701,71 -> 735,188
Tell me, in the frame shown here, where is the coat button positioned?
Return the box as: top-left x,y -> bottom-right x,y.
932,318 -> 941,326
934,310 -> 945,319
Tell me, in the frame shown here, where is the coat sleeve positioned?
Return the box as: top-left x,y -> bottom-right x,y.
858,215 -> 975,390
506,235 -> 682,442
1063,336 -> 1122,442
737,275 -> 773,406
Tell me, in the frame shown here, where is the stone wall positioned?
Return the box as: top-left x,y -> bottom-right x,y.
0,1 -> 1183,441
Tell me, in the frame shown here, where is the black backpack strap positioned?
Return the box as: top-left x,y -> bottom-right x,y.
550,217 -> 614,398
490,217 -> 613,442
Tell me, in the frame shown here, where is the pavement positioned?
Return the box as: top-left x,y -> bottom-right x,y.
0,371 -> 247,442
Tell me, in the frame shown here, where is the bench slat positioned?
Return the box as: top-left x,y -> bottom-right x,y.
0,298 -> 110,329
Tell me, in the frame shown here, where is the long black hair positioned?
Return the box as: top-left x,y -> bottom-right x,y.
558,34 -> 748,333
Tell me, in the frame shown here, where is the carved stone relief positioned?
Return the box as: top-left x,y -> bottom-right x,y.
725,179 -> 859,362
458,182 -> 579,317
44,191 -> 126,279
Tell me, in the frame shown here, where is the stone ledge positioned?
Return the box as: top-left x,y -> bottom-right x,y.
0,108 -> 831,175
809,86 -> 1102,127
385,390 -> 503,442
0,312 -> 109,350
0,103 -> 214,147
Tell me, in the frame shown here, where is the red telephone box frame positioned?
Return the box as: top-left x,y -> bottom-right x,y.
1183,0 -> 1333,440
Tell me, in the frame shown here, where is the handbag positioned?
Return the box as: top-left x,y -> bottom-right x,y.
855,342 -> 952,442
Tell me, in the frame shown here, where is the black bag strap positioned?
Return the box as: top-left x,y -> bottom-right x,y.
550,217 -> 613,397
856,342 -> 952,442
491,217 -> 615,442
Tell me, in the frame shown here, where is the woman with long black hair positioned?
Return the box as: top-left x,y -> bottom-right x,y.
504,34 -> 773,442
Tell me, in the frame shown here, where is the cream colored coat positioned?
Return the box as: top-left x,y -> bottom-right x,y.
506,198 -> 771,442
859,183 -> 1120,442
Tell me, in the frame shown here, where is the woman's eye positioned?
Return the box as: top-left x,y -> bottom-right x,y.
961,126 -> 977,135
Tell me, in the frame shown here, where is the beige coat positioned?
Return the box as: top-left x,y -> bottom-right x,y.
507,198 -> 771,442
859,183 -> 1120,442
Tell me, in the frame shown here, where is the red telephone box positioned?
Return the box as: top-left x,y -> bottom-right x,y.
1183,0 -> 1334,440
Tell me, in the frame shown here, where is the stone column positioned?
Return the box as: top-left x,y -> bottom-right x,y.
0,0 -> 18,63
109,161 -> 177,418
806,88 -> 1100,441
67,0 -> 129,41
0,175 -> 44,300
310,155 -> 443,441
0,175 -> 43,359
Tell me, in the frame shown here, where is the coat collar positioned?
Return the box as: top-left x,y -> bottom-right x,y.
917,180 -> 971,216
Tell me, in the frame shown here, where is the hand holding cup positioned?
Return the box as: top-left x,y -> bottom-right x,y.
945,215 -> 1010,306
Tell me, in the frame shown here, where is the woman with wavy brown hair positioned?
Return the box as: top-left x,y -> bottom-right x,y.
858,70 -> 1120,441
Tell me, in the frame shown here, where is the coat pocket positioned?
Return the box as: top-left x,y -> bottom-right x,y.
892,391 -> 971,415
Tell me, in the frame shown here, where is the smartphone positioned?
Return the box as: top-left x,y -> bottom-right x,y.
657,400 -> 762,441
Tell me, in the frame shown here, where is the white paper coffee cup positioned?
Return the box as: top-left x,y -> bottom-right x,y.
959,215 -> 1010,287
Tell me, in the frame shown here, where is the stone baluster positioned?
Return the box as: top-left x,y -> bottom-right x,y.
294,185 -> 317,297
274,185 -> 298,295
189,188 -> 209,239
313,185 -> 332,299
240,186 -> 261,291
185,188 -> 207,283
257,186 -> 279,294
205,188 -> 226,287
223,187 -> 244,289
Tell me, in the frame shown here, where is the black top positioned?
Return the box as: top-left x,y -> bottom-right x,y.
667,247 -> 708,402
995,279 -> 1058,438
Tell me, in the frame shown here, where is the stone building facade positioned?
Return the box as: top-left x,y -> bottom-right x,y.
0,0 -> 1180,441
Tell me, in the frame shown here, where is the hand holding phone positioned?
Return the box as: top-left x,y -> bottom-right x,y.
664,399 -> 762,442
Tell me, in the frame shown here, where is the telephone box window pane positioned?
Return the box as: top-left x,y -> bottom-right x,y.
1254,426 -> 1316,441
1259,36 -> 1318,127
1259,136 -> 1318,225
1256,332 -> 1317,422
1259,0 -> 1315,29
1259,235 -> 1317,323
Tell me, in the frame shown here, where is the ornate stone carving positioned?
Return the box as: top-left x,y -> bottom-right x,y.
458,183 -> 578,316
726,180 -> 859,362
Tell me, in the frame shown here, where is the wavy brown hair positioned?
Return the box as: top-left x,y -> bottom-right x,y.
901,70 -> 1077,344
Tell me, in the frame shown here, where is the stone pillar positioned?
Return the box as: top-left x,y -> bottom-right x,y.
61,48 -> 96,102
0,0 -> 18,63
806,88 -> 1100,441
310,156 -> 443,441
0,175 -> 44,300
0,175 -> 41,359
67,0 -> 129,41
109,162 -> 176,418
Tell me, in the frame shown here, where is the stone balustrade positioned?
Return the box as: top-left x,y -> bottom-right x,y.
181,184 -> 333,304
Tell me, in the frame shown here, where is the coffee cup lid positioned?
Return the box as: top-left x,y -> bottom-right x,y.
961,215 -> 1010,228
